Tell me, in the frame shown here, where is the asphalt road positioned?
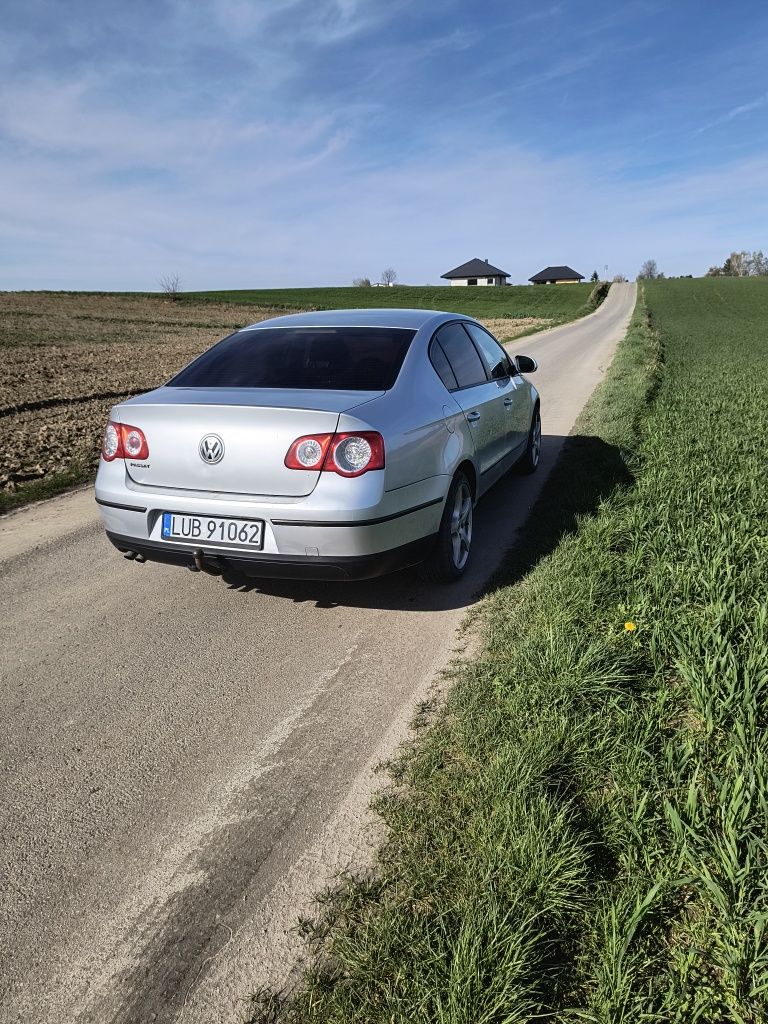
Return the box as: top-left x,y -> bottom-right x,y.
0,283 -> 636,1023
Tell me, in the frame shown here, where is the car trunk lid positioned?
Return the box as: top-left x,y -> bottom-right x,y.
118,387 -> 382,497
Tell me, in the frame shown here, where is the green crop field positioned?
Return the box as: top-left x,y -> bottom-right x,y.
251,277 -> 768,1023
182,282 -> 597,321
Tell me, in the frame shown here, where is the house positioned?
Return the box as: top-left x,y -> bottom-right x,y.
441,258 -> 510,287
528,266 -> 585,285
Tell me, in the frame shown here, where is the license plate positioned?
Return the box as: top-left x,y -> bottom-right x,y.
161,512 -> 264,549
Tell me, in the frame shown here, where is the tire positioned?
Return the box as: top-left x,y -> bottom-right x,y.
419,471 -> 474,583
515,406 -> 541,475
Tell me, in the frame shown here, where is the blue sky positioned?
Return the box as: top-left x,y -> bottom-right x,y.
2,0 -> 768,289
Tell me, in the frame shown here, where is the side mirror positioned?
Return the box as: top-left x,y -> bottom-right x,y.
515,354 -> 538,373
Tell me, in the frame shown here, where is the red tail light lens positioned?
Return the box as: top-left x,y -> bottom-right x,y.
284,431 -> 384,477
101,421 -> 149,461
285,433 -> 334,470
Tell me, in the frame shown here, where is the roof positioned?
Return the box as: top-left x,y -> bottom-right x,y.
528,265 -> 584,282
242,308 -> 462,331
441,258 -> 510,280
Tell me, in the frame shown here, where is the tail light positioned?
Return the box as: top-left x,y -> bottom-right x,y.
284,433 -> 334,470
101,421 -> 149,461
327,432 -> 385,476
285,431 -> 384,477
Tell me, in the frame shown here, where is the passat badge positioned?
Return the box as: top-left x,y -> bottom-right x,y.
199,434 -> 224,464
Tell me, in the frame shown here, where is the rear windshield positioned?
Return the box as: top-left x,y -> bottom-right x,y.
167,326 -> 416,391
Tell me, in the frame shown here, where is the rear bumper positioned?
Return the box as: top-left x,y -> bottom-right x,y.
95,457 -> 448,579
106,531 -> 436,581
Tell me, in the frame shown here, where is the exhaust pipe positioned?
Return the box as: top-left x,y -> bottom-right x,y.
193,548 -> 224,576
122,550 -> 147,563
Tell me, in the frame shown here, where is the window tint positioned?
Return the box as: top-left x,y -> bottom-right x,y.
429,339 -> 458,391
168,327 -> 416,391
434,323 -> 487,389
464,323 -> 513,380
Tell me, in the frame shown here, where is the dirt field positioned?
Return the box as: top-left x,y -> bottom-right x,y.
0,294 -> 287,498
480,317 -> 552,342
0,293 -> 551,503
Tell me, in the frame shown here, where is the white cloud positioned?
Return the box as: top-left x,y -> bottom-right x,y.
2,80 -> 767,291
0,72 -> 348,184
1,2 -> 767,289
694,92 -> 768,135
172,0 -> 391,47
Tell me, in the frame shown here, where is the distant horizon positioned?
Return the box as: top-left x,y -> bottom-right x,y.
2,0 -> 767,291
3,279 -> 625,293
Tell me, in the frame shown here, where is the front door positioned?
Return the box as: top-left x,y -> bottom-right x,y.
432,323 -> 509,481
463,322 -> 530,454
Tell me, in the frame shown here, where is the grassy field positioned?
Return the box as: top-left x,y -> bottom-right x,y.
0,285 -> 601,511
249,277 -> 768,1022
183,283 -> 597,321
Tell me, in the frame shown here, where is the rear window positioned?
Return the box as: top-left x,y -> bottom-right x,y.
168,326 -> 416,391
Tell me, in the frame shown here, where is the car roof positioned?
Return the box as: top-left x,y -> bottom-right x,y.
241,308 -> 467,331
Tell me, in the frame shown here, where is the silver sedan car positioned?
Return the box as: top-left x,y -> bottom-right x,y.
95,309 -> 540,583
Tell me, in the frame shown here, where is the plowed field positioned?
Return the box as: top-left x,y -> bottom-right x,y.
0,294 -> 287,501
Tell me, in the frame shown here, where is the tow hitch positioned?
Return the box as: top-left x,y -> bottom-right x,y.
193,549 -> 224,576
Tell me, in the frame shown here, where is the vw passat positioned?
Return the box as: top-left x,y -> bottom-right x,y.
95,309 -> 540,583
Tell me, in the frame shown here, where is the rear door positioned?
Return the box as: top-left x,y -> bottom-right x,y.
432,322 -> 507,480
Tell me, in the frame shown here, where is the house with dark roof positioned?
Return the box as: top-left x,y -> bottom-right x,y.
441,258 -> 510,287
528,266 -> 584,285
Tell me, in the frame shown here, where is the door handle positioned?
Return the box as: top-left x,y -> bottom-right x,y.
466,411 -> 481,422
503,397 -> 514,406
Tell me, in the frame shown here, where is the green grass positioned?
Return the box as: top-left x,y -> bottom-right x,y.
249,277 -> 768,1022
181,283 -> 597,321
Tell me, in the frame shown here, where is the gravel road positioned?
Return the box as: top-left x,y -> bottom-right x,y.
0,283 -> 636,1023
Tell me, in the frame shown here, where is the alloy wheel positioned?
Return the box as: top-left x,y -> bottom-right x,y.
450,481 -> 473,570
531,413 -> 541,467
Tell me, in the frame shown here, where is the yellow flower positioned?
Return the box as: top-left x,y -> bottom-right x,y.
624,621 -> 637,632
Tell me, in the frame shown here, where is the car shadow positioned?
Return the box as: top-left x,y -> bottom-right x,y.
221,433 -> 632,612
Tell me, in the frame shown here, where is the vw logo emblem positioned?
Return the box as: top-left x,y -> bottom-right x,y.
199,434 -> 224,464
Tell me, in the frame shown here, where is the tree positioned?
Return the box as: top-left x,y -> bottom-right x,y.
352,277 -> 372,287
706,250 -> 768,276
380,267 -> 397,286
638,259 -> 661,280
612,274 -> 628,282
748,250 -> 768,276
590,270 -> 599,283
159,273 -> 181,299
723,251 -> 749,277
